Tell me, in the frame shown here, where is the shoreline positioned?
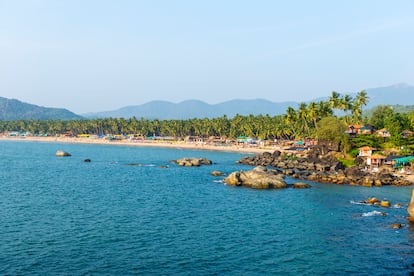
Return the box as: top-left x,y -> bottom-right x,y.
3,136 -> 414,184
0,136 -> 276,154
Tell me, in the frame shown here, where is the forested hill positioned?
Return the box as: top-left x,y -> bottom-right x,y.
0,97 -> 83,120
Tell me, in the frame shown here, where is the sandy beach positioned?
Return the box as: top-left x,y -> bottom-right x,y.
0,136 -> 276,154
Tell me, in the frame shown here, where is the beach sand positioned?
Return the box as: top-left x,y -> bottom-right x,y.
0,136 -> 276,154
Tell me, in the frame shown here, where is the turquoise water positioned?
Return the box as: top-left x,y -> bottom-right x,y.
1,140 -> 414,275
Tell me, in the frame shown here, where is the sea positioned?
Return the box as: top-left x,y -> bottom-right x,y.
1,140 -> 414,275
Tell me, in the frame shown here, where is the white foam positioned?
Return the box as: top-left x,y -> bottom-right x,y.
350,200 -> 369,206
361,210 -> 386,217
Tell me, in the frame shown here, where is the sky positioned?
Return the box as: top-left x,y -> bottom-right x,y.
0,0 -> 413,114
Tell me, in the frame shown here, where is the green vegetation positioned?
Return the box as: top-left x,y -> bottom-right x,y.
337,157 -> 355,168
1,90 -> 414,158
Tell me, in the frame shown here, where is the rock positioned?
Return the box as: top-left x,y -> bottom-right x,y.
199,157 -> 213,165
390,223 -> 403,229
56,150 -> 71,157
223,166 -> 287,189
272,150 -> 281,158
175,157 -> 212,167
225,171 -> 242,186
362,177 -> 373,187
380,201 -> 391,207
211,171 -> 224,176
365,197 -> 380,204
394,203 -> 403,208
291,182 -> 312,189
407,189 -> 414,222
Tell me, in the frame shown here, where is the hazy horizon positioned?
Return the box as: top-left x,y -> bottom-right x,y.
1,1 -> 413,113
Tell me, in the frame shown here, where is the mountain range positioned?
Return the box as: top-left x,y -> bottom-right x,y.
84,83 -> 414,119
0,83 -> 413,120
83,99 -> 297,120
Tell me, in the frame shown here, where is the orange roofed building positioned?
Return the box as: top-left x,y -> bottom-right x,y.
358,146 -> 377,157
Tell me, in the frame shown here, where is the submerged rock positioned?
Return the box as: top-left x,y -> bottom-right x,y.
211,171 -> 224,176
291,182 -> 312,189
56,150 -> 71,157
223,166 -> 287,189
390,223 -> 403,229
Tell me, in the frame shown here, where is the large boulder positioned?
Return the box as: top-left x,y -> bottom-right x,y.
223,166 -> 287,189
407,189 -> 414,222
175,157 -> 212,167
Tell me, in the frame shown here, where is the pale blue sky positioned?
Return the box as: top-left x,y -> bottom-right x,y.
0,0 -> 413,113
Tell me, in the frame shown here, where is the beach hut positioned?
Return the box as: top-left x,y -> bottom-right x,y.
367,154 -> 386,168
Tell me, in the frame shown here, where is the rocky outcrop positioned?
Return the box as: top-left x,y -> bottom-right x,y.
56,150 -> 71,157
407,189 -> 414,222
236,147 -> 413,186
223,166 -> 287,189
174,157 -> 212,167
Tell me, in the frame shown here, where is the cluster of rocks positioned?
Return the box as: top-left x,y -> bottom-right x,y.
357,196 -> 407,229
237,147 -> 412,186
359,197 -> 401,208
223,166 -> 311,189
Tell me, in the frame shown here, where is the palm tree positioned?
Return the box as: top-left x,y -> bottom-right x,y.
329,91 -> 341,109
308,102 -> 319,131
353,90 -> 369,123
298,102 -> 310,136
285,107 -> 298,138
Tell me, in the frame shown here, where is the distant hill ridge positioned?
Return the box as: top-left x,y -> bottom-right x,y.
0,97 -> 83,120
1,83 -> 413,120
83,99 -> 297,120
85,83 -> 414,119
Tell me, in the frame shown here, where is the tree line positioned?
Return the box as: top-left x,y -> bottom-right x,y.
1,90 -> 414,145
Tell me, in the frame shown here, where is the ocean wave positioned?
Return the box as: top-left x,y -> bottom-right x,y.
350,200 -> 370,206
126,163 -> 156,167
361,210 -> 387,217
